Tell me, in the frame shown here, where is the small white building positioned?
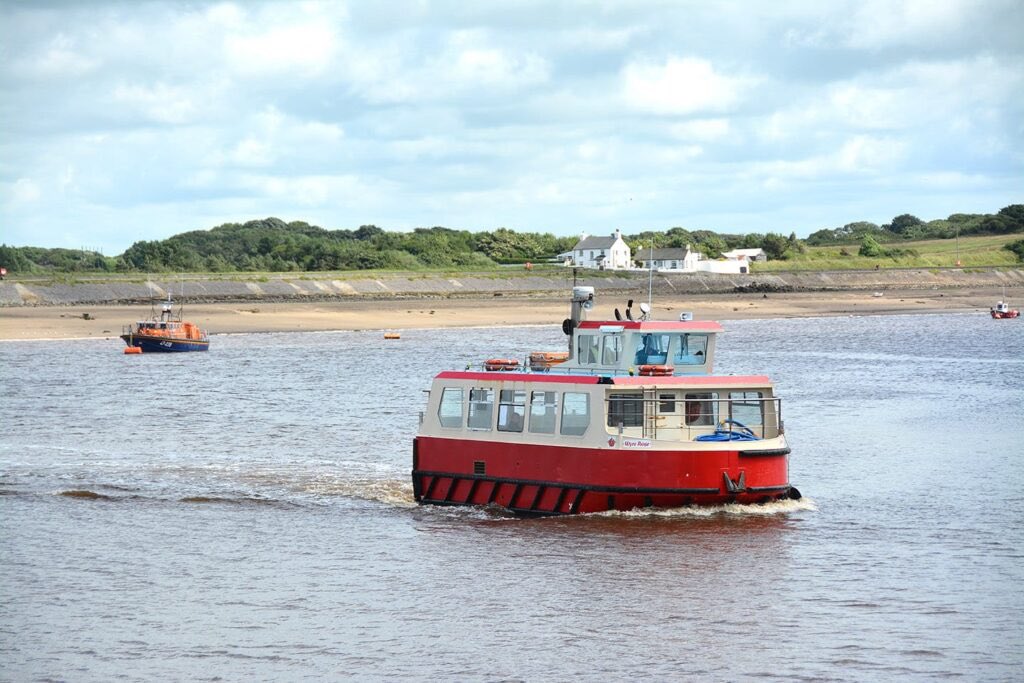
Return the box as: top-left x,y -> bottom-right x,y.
722,248 -> 767,262
568,230 -> 632,269
635,246 -> 701,272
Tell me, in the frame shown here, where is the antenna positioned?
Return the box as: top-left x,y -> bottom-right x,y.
648,238 -> 654,309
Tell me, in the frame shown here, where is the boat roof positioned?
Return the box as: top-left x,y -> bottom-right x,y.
576,320 -> 723,332
435,371 -> 771,386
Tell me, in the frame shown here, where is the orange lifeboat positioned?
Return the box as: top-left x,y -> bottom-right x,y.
484,358 -> 520,372
638,364 -> 674,376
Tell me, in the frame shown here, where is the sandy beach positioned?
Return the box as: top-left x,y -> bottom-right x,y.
0,288 -> 1017,341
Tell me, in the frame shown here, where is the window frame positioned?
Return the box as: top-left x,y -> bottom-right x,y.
467,387 -> 494,431
497,389 -> 527,433
437,387 -> 464,429
560,391 -> 590,436
528,391 -> 558,434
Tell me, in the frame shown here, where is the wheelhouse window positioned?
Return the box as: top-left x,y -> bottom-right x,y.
577,335 -> 600,364
497,390 -> 527,433
607,392 -> 643,428
634,333 -> 670,365
529,391 -> 558,434
437,387 -> 463,429
729,391 -> 763,428
467,388 -> 494,430
560,392 -> 590,436
601,335 -> 622,365
685,392 -> 718,426
673,334 -> 708,366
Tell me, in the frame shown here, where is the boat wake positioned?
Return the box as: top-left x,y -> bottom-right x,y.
593,496 -> 817,519
298,477 -> 416,508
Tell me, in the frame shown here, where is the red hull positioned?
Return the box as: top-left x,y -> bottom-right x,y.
991,310 -> 1019,319
413,436 -> 794,515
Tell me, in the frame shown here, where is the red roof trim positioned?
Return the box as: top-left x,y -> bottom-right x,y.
577,320 -> 723,331
435,371 -> 600,384
612,375 -> 771,386
433,372 -> 771,386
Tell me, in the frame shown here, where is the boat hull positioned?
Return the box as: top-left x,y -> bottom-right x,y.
121,334 -> 210,352
991,310 -> 1019,319
413,436 -> 795,515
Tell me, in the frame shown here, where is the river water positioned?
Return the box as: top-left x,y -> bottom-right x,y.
1,312 -> 1022,681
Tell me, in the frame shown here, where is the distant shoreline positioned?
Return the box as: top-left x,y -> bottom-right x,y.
0,288 -> 1017,341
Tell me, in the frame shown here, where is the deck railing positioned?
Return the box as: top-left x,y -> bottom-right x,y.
605,395 -> 783,441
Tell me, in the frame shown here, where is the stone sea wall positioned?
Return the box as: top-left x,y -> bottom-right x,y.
1,268 -> 1021,307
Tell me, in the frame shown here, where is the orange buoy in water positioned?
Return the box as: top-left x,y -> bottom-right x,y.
384,332 -> 401,340
124,346 -> 142,355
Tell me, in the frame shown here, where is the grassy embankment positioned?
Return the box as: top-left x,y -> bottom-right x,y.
6,234 -> 1022,283
754,233 -> 1022,272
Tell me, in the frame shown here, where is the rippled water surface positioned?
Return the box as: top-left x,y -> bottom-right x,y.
2,313 -> 1022,680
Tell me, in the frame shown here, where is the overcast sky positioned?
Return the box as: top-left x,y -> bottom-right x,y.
1,0 -> 1022,255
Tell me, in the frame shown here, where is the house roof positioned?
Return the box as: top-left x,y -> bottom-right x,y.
723,248 -> 765,258
573,234 -> 618,251
637,247 -> 692,261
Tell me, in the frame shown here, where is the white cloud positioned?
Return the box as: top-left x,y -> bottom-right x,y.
238,174 -> 391,207
15,33 -> 100,78
224,23 -> 338,77
622,57 -> 756,115
844,0 -> 977,49
112,82 -> 201,125
669,119 -> 731,141
9,178 -> 42,204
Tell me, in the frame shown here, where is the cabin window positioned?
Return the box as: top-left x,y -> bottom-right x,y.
601,335 -> 622,365
467,388 -> 494,430
577,335 -> 600,365
437,387 -> 464,429
684,392 -> 718,426
673,334 -> 708,366
497,390 -> 527,433
607,392 -> 643,428
529,391 -> 558,434
729,391 -> 763,428
634,333 -> 670,365
560,392 -> 590,436
659,393 -> 676,413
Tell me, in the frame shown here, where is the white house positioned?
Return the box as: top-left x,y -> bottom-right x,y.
567,229 -> 632,269
722,248 -> 767,262
635,246 -> 701,272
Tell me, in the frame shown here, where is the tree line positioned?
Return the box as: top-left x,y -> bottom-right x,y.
1,205 -> 1022,275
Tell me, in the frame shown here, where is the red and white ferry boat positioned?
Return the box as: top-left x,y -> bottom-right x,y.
412,287 -> 800,515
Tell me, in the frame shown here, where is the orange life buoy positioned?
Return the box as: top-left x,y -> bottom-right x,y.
638,364 -> 674,376
484,358 -> 520,371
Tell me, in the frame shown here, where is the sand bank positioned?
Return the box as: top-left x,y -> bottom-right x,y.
0,288 -> 1016,341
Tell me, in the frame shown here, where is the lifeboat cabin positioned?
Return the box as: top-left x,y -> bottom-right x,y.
413,287 -> 798,516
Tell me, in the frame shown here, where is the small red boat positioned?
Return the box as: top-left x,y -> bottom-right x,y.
990,301 -> 1020,319
413,287 -> 800,515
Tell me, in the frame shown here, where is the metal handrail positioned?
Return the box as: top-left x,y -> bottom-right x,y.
605,395 -> 783,440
